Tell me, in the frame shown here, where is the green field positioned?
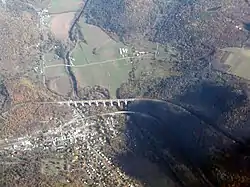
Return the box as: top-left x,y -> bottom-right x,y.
48,0 -> 81,13
219,47 -> 250,80
71,21 -> 177,97
44,53 -> 67,78
132,41 -> 178,79
71,21 -> 133,97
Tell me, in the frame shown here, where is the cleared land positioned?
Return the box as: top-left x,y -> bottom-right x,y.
46,2 -> 81,58
48,0 -> 81,40
48,0 -> 82,13
70,21 -> 176,96
133,41 -> 177,79
44,53 -> 72,96
71,21 -> 132,97
217,47 -> 250,80
50,12 -> 75,40
47,76 -> 72,96
44,53 -> 66,78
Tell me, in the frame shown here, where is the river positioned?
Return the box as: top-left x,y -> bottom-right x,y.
66,0 -> 91,97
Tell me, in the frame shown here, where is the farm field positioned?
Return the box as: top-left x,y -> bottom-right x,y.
50,12 -> 75,40
48,0 -> 82,40
44,53 -> 72,96
135,42 -> 177,78
71,21 -> 133,97
48,0 -> 82,13
44,53 -> 66,78
218,47 -> 250,80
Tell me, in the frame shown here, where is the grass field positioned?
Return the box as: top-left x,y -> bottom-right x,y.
71,21 -> 133,97
132,41 -> 178,79
71,21 -> 178,96
48,0 -> 82,13
219,47 -> 250,80
48,0 -> 82,40
44,53 -> 66,78
44,53 -> 72,95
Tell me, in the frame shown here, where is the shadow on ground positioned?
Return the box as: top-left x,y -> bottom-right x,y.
115,80 -> 250,187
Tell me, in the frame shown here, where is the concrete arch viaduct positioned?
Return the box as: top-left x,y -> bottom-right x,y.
50,98 -> 137,107
39,98 -> 245,145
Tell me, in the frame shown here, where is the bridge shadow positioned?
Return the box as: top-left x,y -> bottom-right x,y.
115,80 -> 250,187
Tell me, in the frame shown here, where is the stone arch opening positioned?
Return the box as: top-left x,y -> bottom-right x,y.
120,101 -> 126,108
91,102 -> 97,106
105,101 -> 111,106
112,101 -> 119,107
83,102 -> 90,106
98,101 -> 104,106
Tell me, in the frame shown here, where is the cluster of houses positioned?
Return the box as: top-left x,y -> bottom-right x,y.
119,47 -> 147,57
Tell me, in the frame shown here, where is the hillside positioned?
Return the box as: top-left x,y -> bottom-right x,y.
84,1 -> 250,186
1,0 -> 250,187
85,0 -> 250,66
85,0 -> 158,42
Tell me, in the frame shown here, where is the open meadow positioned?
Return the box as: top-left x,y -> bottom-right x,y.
218,47 -> 250,80
71,21 -> 133,97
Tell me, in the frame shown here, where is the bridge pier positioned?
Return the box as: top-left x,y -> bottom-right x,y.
74,101 -> 78,107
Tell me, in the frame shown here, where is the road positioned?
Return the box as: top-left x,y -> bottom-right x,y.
44,54 -> 152,68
